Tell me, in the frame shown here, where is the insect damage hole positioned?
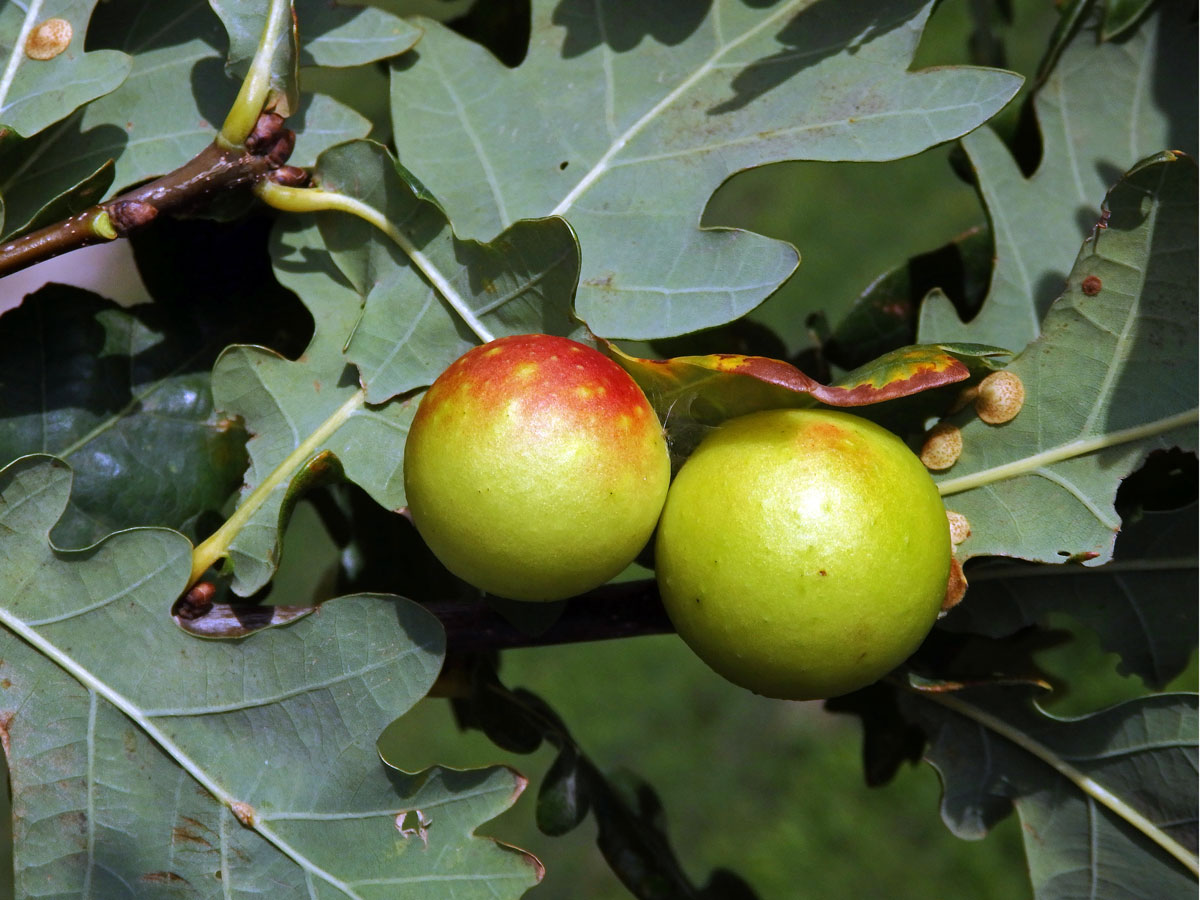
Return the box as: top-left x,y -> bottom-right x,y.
395,809 -> 432,849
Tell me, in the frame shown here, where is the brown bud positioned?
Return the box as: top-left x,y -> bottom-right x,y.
107,200 -> 158,235
266,129 -> 296,166
975,370 -> 1025,424
25,18 -> 72,60
946,510 -> 971,546
267,166 -> 310,187
920,423 -> 963,471
174,582 -> 216,621
245,111 -> 285,154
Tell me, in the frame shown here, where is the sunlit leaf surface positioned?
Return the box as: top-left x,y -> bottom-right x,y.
919,3 -> 1196,351
390,0 -> 1022,339
932,152 -> 1198,566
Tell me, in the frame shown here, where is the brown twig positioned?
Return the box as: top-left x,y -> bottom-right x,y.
0,111 -> 297,279
431,579 -> 674,654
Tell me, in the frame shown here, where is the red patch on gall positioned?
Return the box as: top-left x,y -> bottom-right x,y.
415,335 -> 658,446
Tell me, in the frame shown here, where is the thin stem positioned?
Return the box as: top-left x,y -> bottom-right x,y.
920,689 -> 1200,877
220,0 -> 292,146
937,409 -> 1199,496
190,390 -> 365,586
432,580 -> 672,654
255,181 -> 497,343
0,139 -> 277,278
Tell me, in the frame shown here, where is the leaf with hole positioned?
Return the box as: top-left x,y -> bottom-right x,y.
0,454 -> 540,897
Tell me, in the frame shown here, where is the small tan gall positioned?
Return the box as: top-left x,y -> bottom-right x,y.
920,422 -> 962,471
25,18 -> 72,60
975,370 -> 1025,424
946,510 -> 971,546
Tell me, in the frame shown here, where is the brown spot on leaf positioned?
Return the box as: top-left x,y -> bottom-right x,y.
1081,275 -> 1102,295
25,18 -> 72,60
140,872 -> 191,885
172,816 -> 216,850
0,711 -> 13,758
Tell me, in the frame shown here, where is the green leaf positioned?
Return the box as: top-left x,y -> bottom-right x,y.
296,0 -> 422,68
829,225 -> 994,369
389,0 -> 1022,340
0,0 -> 368,225
0,454 -> 540,896
313,140 -> 584,404
943,505 -> 1197,690
212,0 -> 422,96
933,152 -> 1198,566
209,220 -> 419,596
904,685 -> 1198,900
0,285 -> 251,547
0,0 -> 131,138
1101,0 -> 1155,40
919,3 -> 1196,351
0,154 -> 113,240
210,0 -> 300,122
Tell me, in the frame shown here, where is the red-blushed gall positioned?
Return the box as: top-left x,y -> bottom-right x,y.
920,422 -> 963,471
404,334 -> 670,602
25,18 -> 72,60
946,510 -> 971,546
975,370 -> 1026,424
655,409 -> 950,701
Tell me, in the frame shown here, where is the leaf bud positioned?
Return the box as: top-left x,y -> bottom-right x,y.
107,200 -> 158,235
267,166 -> 311,187
244,111 -> 285,154
266,130 -> 296,166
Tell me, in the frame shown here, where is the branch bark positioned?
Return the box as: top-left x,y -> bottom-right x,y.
0,112 -> 297,279
433,580 -> 674,654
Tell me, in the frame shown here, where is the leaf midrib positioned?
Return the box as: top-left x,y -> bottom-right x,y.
0,583 -> 367,898
0,0 -> 43,117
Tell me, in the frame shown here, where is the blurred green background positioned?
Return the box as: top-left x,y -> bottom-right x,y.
3,2 -> 1196,898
